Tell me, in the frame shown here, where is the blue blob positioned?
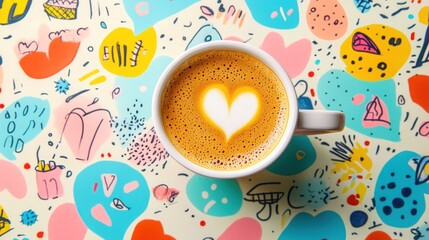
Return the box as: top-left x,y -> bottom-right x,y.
353,0 -> 372,13
350,210 -> 368,227
114,56 -> 172,145
245,0 -> 299,29
186,174 -> 242,217
297,96 -> 314,110
186,24 -> 222,50
374,151 -> 428,228
0,55 -> 2,65
278,211 -> 346,240
267,136 -> 316,176
20,209 -> 38,226
0,97 -> 50,160
318,69 -> 401,142
123,0 -> 199,34
74,161 -> 150,240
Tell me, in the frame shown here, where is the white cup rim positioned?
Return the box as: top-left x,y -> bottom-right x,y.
152,40 -> 298,178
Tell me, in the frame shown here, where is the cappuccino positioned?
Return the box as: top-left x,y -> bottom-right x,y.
160,49 -> 289,171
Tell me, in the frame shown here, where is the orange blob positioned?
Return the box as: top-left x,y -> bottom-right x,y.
365,231 -> 392,240
408,74 -> 429,113
131,220 -> 175,240
19,37 -> 80,79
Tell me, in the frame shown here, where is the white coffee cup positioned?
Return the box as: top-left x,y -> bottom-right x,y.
152,41 -> 344,178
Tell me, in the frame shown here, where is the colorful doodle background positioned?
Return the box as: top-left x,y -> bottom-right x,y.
1,0 -> 429,239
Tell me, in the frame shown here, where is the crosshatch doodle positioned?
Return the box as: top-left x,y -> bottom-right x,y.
1,1 -> 429,239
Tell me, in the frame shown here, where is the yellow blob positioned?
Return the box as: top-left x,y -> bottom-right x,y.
296,150 -> 305,160
0,0 -> 31,24
99,27 -> 156,77
424,162 -> 429,175
340,24 -> 411,81
419,7 -> 429,25
0,204 -> 11,235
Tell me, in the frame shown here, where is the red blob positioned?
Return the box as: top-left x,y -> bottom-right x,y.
308,71 -> 315,77
24,163 -> 31,169
347,194 -> 360,206
200,220 -> 206,227
37,231 -> 44,238
0,103 -> 4,109
364,140 -> 370,146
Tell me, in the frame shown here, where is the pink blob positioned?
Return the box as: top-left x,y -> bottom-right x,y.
419,121 -> 429,137
218,217 -> 262,240
48,203 -> 87,240
135,2 -> 149,16
271,11 -> 278,19
362,96 -> 391,128
124,180 -> 140,193
0,159 -> 27,199
91,204 -> 112,227
352,93 -> 365,105
55,98 -> 111,162
260,32 -> 311,79
152,184 -> 179,202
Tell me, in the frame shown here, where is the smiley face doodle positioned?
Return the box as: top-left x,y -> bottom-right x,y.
340,24 -> 411,81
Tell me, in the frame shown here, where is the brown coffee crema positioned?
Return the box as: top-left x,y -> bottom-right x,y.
161,49 -> 289,171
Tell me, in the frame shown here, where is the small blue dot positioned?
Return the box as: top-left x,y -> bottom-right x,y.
100,21 -> 107,29
408,14 -> 414,20
315,59 -> 321,65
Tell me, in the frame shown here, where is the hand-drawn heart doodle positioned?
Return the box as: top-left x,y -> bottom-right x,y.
201,85 -> 260,140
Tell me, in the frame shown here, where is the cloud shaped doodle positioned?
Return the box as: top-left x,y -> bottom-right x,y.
100,27 -> 156,77
187,174 -> 242,217
245,0 -> 299,29
318,70 -> 401,142
123,0 -> 199,34
374,151 -> 429,228
0,97 -> 50,160
266,136 -> 316,176
74,161 -> 150,240
0,0 -> 32,25
278,211 -> 346,239
186,24 -> 222,50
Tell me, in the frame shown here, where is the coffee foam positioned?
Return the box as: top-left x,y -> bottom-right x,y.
161,50 -> 289,171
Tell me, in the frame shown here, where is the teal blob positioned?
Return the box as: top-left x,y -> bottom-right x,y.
267,136 -> 316,176
408,14 -> 414,20
245,0 -> 299,29
278,211 -> 346,240
100,21 -> 107,29
74,161 -> 150,240
315,59 -> 320,65
0,97 -> 50,160
318,69 -> 401,142
186,174 -> 242,217
123,0 -> 199,33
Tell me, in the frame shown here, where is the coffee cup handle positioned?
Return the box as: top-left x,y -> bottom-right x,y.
294,110 -> 345,135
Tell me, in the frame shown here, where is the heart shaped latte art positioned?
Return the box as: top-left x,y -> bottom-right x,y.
201,85 -> 260,140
